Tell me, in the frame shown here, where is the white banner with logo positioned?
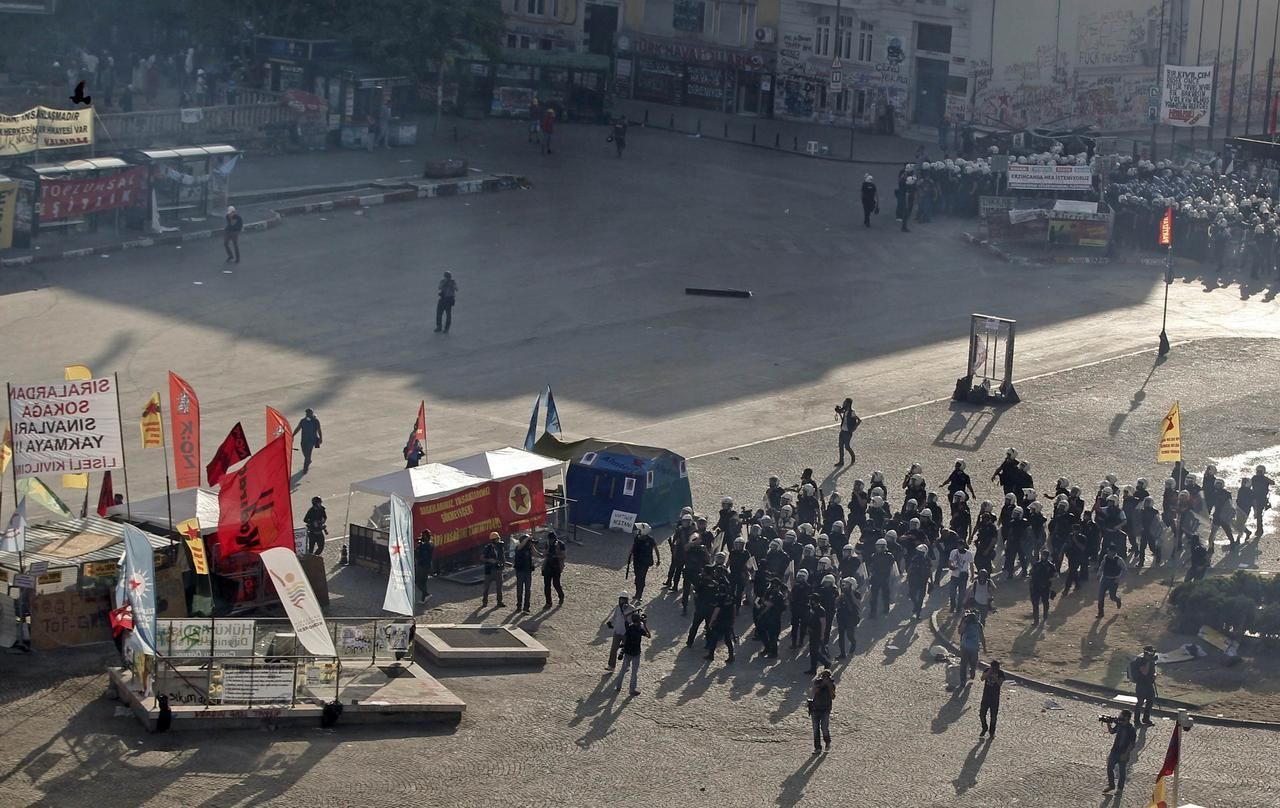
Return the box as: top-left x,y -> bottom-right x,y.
158,619 -> 256,657
1006,164 -> 1094,191
1161,64 -> 1213,127
260,547 -> 336,657
382,494 -> 416,616
7,376 -> 124,478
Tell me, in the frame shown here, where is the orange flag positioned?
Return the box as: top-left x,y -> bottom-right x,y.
266,406 -> 292,473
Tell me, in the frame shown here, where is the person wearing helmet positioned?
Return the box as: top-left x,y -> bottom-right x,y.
666,513 -> 695,591
895,164 -> 917,232
1028,550 -> 1057,626
625,523 -> 661,602
765,475 -> 786,518
945,459 -> 976,503
790,569 -> 813,649
686,564 -> 720,648
1251,465 -> 1274,537
716,497 -> 740,550
860,173 -> 879,228
765,538 -> 790,578
480,531 -> 508,608
605,590 -> 636,670
973,506 -> 998,573
906,542 -> 932,620
817,573 -> 839,643
992,448 -> 1020,496
823,491 -> 846,535
867,537 -> 897,619
704,567 -> 738,663
1003,506 -> 1029,579
828,519 -> 849,557
303,496 -> 328,555
755,574 -> 788,658
950,491 -> 973,543
835,397 -> 862,466
778,503 -> 797,533
729,535 -> 752,608
797,484 -> 822,527
834,577 -> 862,658
804,591 -> 832,674
1097,549 -> 1127,618
1233,477 -> 1255,542
681,535 -> 710,615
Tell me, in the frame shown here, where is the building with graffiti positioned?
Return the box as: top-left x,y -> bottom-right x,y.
774,0 -> 974,135
615,0 -> 780,116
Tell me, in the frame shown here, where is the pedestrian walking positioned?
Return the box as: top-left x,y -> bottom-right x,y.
542,530 -> 566,608
978,660 -> 1005,739
403,437 -> 425,469
1096,550 -> 1126,618
481,532 -> 507,608
415,528 -> 435,603
895,167 -> 917,232
528,96 -> 541,144
704,575 -> 737,663
610,116 -> 627,157
291,408 -> 322,472
223,205 -> 242,263
1028,550 -> 1057,626
1234,477 -> 1255,542
948,538 -> 974,613
860,174 -> 879,227
625,523 -> 661,601
834,577 -> 861,658
833,398 -> 861,466
686,566 -> 718,647
540,107 -> 556,154
1102,710 -> 1138,794
303,496 -> 327,555
866,537 -> 897,618
434,271 -> 457,334
1251,464 -> 1273,537
808,670 -> 836,753
614,610 -> 650,696
512,532 -> 539,613
804,592 -> 831,674
957,608 -> 986,683
969,568 -> 996,623
906,543 -> 931,620
1130,645 -> 1158,726
605,591 -> 635,670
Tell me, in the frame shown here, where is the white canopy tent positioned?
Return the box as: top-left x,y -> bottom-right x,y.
444,446 -> 563,482
107,488 -> 221,535
349,463 -> 492,502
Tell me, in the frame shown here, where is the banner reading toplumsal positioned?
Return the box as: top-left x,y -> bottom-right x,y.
6,377 -> 124,478
1160,65 -> 1213,127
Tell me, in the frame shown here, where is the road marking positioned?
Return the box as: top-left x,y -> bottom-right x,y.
687,340 -> 1192,461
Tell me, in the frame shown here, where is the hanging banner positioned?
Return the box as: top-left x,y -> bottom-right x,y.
383,494 -> 416,616
206,422 -> 250,487
412,483 -> 502,556
38,166 -> 146,221
260,547 -> 336,657
178,518 -> 208,575
0,106 -> 94,157
0,179 -> 17,250
140,392 -> 164,448
1160,65 -> 1213,127
1157,400 -> 1182,462
6,376 -> 124,478
215,434 -> 293,561
493,471 -> 547,533
265,406 -> 291,473
1006,164 -> 1094,191
167,372 -> 201,489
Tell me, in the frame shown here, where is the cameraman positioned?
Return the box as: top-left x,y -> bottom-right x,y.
613,610 -> 650,697
834,398 -> 861,467
1102,709 -> 1137,794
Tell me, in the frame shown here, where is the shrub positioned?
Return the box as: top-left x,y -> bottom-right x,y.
1171,572 -> 1280,638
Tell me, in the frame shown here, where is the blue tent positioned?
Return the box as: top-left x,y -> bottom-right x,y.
533,435 -> 692,527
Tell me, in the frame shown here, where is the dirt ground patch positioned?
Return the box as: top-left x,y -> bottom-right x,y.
936,565 -> 1280,722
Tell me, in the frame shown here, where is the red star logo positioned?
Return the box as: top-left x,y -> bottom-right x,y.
391,544 -> 402,556
508,484 -> 531,515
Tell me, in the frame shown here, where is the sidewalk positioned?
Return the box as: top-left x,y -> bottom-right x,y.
613,98 -> 926,165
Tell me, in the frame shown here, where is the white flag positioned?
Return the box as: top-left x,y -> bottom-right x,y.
1,498 -> 26,553
383,494 -> 416,616
121,523 -> 158,653
260,547 -> 336,657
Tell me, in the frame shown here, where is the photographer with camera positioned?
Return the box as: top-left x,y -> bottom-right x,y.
605,591 -> 636,671
613,609 -> 651,697
834,398 -> 862,467
1100,709 -> 1138,794
807,669 -> 837,753
1130,645 -> 1159,726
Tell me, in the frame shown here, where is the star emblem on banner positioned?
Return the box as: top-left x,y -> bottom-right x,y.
391,543 -> 402,556
127,572 -> 149,598
508,484 -> 531,515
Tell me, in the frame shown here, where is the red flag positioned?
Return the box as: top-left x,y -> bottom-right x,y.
404,400 -> 427,461
206,422 -> 251,487
216,434 -> 294,560
1147,724 -> 1181,807
168,372 -> 201,489
1158,206 -> 1174,246
266,406 -> 292,473
96,471 -> 114,517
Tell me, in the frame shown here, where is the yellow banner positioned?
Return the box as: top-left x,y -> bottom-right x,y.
1157,400 -> 1182,463
0,179 -> 16,250
140,392 -> 164,449
0,106 -> 94,157
178,518 -> 209,575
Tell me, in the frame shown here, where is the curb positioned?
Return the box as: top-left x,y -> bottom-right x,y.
0,174 -> 523,268
637,122 -> 911,166
926,607 -> 1280,731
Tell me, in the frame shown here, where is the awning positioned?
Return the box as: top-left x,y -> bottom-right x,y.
498,48 -> 611,71
349,463 -> 491,502
106,488 -> 220,535
444,446 -> 562,481
0,516 -> 170,569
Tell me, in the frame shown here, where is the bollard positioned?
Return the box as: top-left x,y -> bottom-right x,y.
724,122 -> 729,138
775,133 -> 780,148
697,118 -> 702,134
453,126 -> 458,142
644,109 -> 650,125
340,544 -> 349,566
793,136 -> 798,151
752,124 -> 757,143
670,113 -> 675,128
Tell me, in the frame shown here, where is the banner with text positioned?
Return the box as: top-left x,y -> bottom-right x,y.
1160,64 -> 1213,127
412,483 -> 502,556
1006,164 -> 1094,191
168,372 -> 201,489
216,435 -> 293,561
0,106 -> 94,157
6,377 -> 124,478
38,166 -> 146,221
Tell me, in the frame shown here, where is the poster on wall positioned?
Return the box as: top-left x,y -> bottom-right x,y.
37,166 -> 147,222
1160,65 -> 1213,127
6,376 -> 124,478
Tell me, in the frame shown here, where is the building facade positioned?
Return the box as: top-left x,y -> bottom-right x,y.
775,0 -> 975,134
616,1 -> 781,116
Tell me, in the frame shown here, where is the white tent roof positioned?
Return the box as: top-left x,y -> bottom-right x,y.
445,446 -> 562,481
107,488 -> 221,535
349,463 -> 491,502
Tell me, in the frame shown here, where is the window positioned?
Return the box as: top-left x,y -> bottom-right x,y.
526,0 -> 543,14
623,477 -> 637,497
540,38 -> 553,50
581,451 -> 598,466
673,0 -> 706,33
854,88 -> 867,116
834,87 -> 851,113
646,469 -> 655,488
506,33 -> 518,48
917,23 -> 952,54
838,15 -> 853,59
678,459 -> 688,478
817,83 -> 828,109
815,15 -> 831,57
857,21 -> 874,63
520,35 -> 532,49
946,75 -> 968,94
740,3 -> 756,47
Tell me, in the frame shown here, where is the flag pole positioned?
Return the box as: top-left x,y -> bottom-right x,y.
160,401 -> 174,538
6,384 -> 22,574
113,373 -> 132,518
1171,712 -> 1185,807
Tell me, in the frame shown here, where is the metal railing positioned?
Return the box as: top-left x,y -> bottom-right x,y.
95,100 -> 296,149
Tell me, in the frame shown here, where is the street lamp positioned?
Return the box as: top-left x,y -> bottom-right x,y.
1158,205 -> 1174,355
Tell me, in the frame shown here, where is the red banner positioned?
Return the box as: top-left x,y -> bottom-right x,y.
206,422 -> 251,487
168,372 -> 201,489
216,434 -> 293,561
38,166 -> 146,221
265,406 -> 291,473
410,474 -> 548,557
1158,206 -> 1173,246
96,470 -> 114,517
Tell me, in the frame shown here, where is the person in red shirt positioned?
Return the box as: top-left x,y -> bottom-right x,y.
541,107 -> 556,155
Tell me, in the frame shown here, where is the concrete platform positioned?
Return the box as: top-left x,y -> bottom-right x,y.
415,623 -> 549,666
108,661 -> 465,732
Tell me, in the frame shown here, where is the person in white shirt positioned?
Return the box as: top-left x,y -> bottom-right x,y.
948,540 -> 975,614
969,568 -> 997,623
605,591 -> 636,671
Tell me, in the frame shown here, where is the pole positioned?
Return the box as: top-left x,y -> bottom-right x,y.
1194,0 -> 1207,148
113,373 -> 131,518
1227,0 -> 1243,140
6,383 -> 21,572
1246,0 -> 1261,132
1160,243 -> 1172,355
1265,0 -> 1279,136
1155,0 -> 1169,160
1172,710 -> 1188,806
160,410 -> 174,539
1212,0 -> 1227,144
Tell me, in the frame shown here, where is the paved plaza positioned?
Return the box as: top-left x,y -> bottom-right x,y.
2,119 -> 1280,807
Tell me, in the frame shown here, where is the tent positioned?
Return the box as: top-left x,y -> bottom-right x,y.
534,435 -> 692,528
107,488 -> 220,536
445,446 -> 562,481
349,463 -> 492,501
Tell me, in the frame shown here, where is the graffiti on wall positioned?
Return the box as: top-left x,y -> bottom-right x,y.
779,31 -> 814,76
1077,9 -> 1156,68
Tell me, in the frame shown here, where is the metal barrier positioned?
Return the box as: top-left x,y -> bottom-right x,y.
96,101 -> 296,150
151,616 -> 415,708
